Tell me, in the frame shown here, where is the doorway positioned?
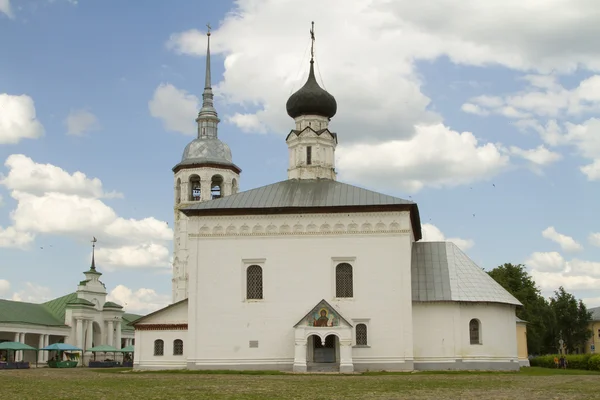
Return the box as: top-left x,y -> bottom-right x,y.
311,334 -> 337,363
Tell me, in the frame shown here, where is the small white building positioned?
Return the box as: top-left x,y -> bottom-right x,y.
0,251 -> 139,365
133,27 -> 522,372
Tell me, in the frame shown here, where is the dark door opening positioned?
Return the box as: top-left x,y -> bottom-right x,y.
313,335 -> 336,363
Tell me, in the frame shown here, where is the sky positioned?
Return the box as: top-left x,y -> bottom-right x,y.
1,0 -> 600,314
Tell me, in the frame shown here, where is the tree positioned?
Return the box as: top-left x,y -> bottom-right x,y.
549,286 -> 592,353
487,263 -> 553,354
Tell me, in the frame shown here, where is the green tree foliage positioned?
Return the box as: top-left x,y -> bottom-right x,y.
549,286 -> 592,353
488,264 -> 593,355
487,263 -> 551,354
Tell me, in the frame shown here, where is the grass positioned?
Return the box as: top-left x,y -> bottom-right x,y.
2,367 -> 600,399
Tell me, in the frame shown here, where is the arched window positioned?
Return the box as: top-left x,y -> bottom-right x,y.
175,178 -> 181,204
189,175 -> 201,201
232,178 -> 239,194
336,263 -> 353,298
469,319 -> 481,345
154,339 -> 164,356
211,175 -> 223,199
306,146 -> 312,165
246,265 -> 263,300
356,324 -> 368,346
173,339 -> 183,356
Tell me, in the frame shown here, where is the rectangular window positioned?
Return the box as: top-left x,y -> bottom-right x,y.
306,146 -> 312,165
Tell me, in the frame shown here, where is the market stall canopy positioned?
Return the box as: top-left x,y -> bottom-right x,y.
0,342 -> 37,351
119,345 -> 134,353
86,345 -> 119,352
40,343 -> 82,352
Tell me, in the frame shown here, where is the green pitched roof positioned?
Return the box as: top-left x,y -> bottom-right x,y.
1,292 -> 145,331
122,313 -> 143,332
67,298 -> 95,306
0,299 -> 66,327
103,301 -> 123,309
44,292 -> 77,321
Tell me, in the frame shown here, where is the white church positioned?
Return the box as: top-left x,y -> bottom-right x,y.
132,26 -> 525,372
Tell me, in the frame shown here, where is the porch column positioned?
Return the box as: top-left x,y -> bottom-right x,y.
43,334 -> 50,362
292,339 -> 308,373
339,339 -> 354,373
107,321 -> 114,346
115,321 -> 122,350
38,334 -> 45,363
13,333 -> 20,361
86,320 -> 93,350
76,318 -> 84,349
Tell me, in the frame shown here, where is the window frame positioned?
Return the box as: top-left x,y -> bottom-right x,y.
173,339 -> 184,356
306,146 -> 312,165
154,339 -> 164,356
335,263 -> 354,298
331,257 -> 356,300
242,259 -> 266,302
469,318 -> 482,345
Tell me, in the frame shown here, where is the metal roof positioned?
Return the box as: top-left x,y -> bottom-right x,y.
411,242 -> 522,306
0,299 -> 66,327
589,306 -> 600,321
181,179 -> 415,211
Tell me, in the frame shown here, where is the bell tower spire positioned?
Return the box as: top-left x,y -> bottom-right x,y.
196,23 -> 220,139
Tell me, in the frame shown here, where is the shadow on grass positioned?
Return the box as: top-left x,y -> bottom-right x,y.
92,366 -> 600,376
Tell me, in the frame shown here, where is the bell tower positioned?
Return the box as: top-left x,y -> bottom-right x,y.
171,25 -> 242,302
285,22 -> 338,181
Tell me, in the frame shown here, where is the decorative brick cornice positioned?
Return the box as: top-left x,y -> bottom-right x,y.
134,324 -> 188,331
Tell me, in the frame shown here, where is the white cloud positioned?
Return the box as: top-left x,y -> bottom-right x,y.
0,155 -> 172,269
0,226 -> 34,248
526,251 -> 566,273
581,159 -> 600,181
0,0 -> 13,19
11,282 -> 53,303
108,285 -> 170,314
421,223 -> 474,251
96,243 -> 170,271
65,109 -> 100,136
1,154 -> 121,198
336,123 -> 509,192
0,279 -> 10,296
148,83 -> 199,135
542,226 -> 583,252
589,233 -> 600,248
0,94 -> 44,144
526,251 -> 600,292
227,113 -> 267,134
508,145 -> 562,166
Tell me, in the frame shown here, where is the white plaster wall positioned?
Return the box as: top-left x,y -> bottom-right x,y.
140,302 -> 188,325
173,166 -> 240,302
186,211 -> 414,368
134,329 -> 188,370
412,302 -> 518,365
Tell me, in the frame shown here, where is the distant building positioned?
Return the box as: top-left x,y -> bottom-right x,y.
516,318 -> 529,366
0,251 -> 141,365
583,306 -> 600,354
133,25 -> 524,372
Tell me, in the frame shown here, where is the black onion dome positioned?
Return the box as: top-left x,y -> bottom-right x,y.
286,61 -> 337,119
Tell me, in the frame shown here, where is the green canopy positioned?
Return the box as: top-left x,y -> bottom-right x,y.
86,344 -> 119,352
0,341 -> 37,351
119,345 -> 134,353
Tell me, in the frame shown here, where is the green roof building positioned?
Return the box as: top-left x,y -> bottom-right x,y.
0,245 -> 144,365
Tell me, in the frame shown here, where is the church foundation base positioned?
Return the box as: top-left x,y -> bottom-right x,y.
186,361 -> 294,371
353,360 -> 414,372
414,359 -> 520,371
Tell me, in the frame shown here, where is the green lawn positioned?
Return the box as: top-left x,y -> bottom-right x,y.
1,367 -> 599,400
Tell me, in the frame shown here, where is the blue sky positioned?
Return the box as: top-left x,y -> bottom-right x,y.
1,0 -> 599,313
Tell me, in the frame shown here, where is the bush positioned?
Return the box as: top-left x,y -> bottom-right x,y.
530,355 -> 556,368
588,355 -> 600,371
530,354 -> 599,370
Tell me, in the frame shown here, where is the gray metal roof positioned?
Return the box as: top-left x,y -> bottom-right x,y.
411,242 -> 522,306
180,179 -> 415,211
589,306 -> 600,321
